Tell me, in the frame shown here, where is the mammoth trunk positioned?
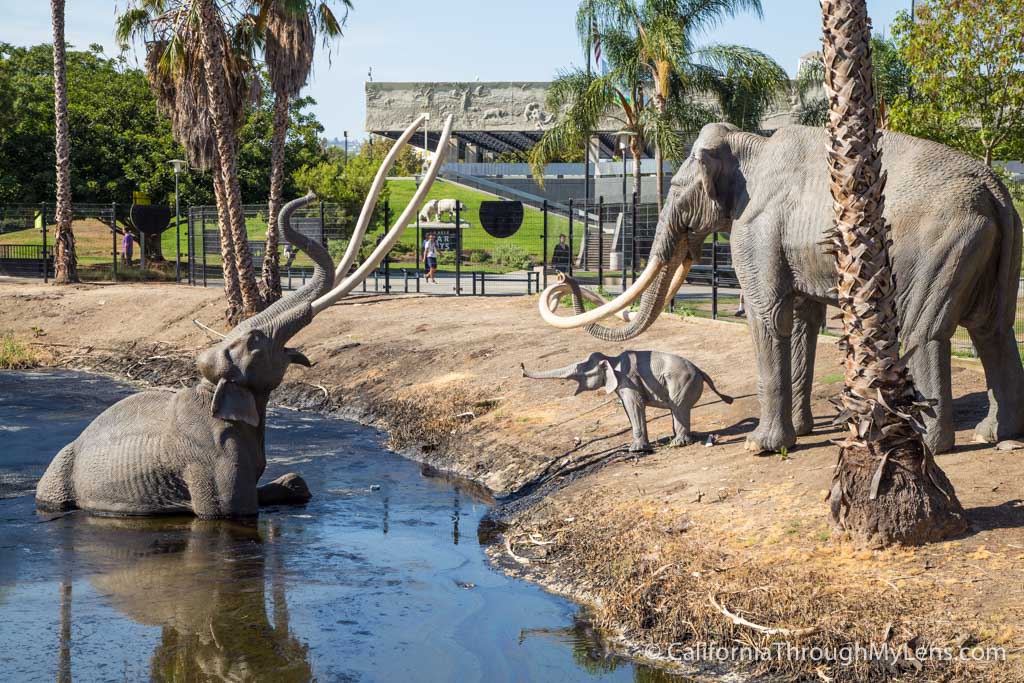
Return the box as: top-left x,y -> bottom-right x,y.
522,363 -> 580,380
571,217 -> 688,343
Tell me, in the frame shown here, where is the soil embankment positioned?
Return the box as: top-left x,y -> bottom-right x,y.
2,279 -> 1022,681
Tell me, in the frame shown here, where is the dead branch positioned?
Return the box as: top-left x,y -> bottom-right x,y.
709,591 -> 821,638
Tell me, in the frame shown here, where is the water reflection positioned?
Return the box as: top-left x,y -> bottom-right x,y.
68,517 -> 312,682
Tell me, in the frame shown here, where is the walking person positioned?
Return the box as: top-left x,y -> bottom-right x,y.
423,232 -> 439,284
552,233 -> 571,274
121,230 -> 134,268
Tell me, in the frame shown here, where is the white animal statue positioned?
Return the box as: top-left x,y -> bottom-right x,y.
418,199 -> 439,223
419,199 -> 465,223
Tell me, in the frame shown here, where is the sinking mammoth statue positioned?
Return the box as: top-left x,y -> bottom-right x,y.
540,123 -> 1024,455
35,114 -> 455,518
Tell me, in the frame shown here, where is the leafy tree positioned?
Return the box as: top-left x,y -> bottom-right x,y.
796,36 -> 911,128
531,0 -> 787,209
890,2 -> 1024,166
0,44 -> 325,210
820,0 -> 966,545
292,142 -> 391,241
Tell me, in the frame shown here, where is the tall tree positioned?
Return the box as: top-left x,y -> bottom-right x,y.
254,0 -> 350,303
890,1 -> 1024,167
118,1 -> 262,323
532,0 -> 786,209
820,0 -> 966,545
50,0 -> 78,284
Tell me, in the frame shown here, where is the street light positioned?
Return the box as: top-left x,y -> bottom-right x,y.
343,130 -> 349,164
168,159 -> 187,283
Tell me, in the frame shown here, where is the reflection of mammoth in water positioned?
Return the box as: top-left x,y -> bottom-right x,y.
76,517 -> 311,682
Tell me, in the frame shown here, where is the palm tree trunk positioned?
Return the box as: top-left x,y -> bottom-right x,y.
213,156 -> 245,324
821,0 -> 965,546
50,0 -> 78,284
261,92 -> 289,304
196,0 -> 263,319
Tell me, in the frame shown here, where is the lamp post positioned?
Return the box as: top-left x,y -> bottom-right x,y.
168,159 -> 187,283
343,130 -> 349,164
615,131 -> 636,208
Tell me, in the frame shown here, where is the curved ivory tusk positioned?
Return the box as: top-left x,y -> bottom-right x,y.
537,257 -> 664,329
332,114 -> 429,286
312,114 -> 455,314
664,256 -> 693,304
542,276 -> 631,322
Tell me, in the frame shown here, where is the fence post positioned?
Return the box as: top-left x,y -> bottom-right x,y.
40,202 -> 48,283
567,199 -> 574,278
454,201 -> 462,295
416,214 -> 421,275
111,201 -> 118,283
711,231 -> 719,320
186,208 -> 192,285
597,197 -> 604,286
201,209 -> 207,288
619,196 -> 627,293
140,231 -> 146,278
542,200 -> 548,290
383,201 -> 391,294
631,192 -> 638,284
319,200 -> 326,247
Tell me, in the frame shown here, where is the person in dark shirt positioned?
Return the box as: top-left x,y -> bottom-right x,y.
552,234 -> 571,274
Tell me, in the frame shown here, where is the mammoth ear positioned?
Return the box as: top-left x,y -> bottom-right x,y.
211,379 -> 260,427
286,348 -> 312,367
695,148 -> 722,204
600,360 -> 620,395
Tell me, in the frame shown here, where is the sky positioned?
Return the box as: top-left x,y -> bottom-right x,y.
0,0 -> 912,141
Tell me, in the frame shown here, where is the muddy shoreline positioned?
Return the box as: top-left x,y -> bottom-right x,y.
3,280 -> 1023,681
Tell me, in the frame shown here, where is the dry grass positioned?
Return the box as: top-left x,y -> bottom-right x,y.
0,334 -> 39,369
508,503 -> 1021,682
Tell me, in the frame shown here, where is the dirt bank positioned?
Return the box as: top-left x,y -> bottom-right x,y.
2,279 -> 1022,681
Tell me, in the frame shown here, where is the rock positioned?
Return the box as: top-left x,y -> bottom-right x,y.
995,440 -> 1024,451
257,472 -> 312,506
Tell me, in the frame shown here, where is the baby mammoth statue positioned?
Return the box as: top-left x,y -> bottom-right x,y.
522,350 -> 733,452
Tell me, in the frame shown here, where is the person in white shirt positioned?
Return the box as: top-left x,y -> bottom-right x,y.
423,232 -> 439,283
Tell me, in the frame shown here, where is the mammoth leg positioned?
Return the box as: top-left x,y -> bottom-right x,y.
619,392 -> 652,453
745,296 -> 796,454
968,325 -> 1024,445
791,296 -> 826,436
906,335 -> 954,454
670,405 -> 694,447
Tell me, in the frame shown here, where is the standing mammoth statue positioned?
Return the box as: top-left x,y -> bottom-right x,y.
540,123 -> 1024,455
35,115 -> 455,518
522,350 -> 732,452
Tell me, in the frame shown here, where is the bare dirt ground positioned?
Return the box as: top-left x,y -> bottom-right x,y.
2,278 -> 1023,681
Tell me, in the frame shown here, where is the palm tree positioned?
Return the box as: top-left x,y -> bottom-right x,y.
50,0 -> 78,284
820,0 -> 966,545
118,1 -> 261,323
532,0 -> 786,210
254,0 -> 351,304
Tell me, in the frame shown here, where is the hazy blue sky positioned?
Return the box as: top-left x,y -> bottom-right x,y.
1,0 -> 911,140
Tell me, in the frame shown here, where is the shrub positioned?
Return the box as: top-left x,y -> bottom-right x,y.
493,243 -> 533,269
475,249 -> 492,263
439,250 -> 456,265
0,334 -> 38,370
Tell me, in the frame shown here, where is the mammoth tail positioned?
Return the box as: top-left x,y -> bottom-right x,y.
700,370 -> 733,405
35,444 -> 78,512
